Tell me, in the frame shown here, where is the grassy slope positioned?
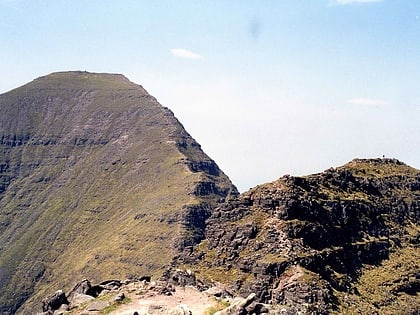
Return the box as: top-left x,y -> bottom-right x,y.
0,72 -> 235,314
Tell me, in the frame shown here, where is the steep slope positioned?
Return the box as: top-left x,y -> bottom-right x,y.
0,71 -> 237,314
185,158 -> 420,314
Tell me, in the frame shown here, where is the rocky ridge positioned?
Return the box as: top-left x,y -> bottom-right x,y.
2,72 -> 420,315
182,158 -> 420,314
36,270 -> 272,315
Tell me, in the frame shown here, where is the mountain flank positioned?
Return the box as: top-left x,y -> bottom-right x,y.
0,71 -> 237,314
1,72 -> 420,315
182,158 -> 420,314
36,158 -> 420,315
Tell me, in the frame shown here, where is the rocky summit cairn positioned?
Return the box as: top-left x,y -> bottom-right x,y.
183,158 -> 420,314
0,71 -> 237,314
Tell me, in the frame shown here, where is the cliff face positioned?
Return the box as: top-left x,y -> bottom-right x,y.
185,159 -> 420,314
0,72 -> 237,314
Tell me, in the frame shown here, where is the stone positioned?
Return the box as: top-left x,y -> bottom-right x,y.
98,279 -> 122,291
113,292 -> 125,303
42,290 -> 68,312
68,279 -> 92,297
68,293 -> 94,307
168,268 -> 197,287
168,304 -> 192,315
215,293 -> 256,315
204,286 -> 224,298
148,304 -> 163,314
138,275 -> 151,282
85,300 -> 109,311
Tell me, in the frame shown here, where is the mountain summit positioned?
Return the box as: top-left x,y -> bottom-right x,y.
2,72 -> 419,315
183,158 -> 420,314
0,71 -> 237,313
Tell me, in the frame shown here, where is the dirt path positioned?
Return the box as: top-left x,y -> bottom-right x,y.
110,285 -> 217,315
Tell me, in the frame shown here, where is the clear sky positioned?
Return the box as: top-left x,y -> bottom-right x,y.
1,0 -> 419,192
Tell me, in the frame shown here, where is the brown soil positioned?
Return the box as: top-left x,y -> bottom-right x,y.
111,285 -> 217,315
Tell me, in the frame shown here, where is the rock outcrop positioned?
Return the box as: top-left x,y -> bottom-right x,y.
0,72 -> 237,314
185,158 -> 420,314
38,274 -> 229,315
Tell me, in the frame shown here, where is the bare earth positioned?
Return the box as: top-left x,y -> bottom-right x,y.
110,285 -> 217,315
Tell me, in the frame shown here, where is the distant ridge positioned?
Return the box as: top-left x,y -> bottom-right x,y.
0,71 -> 237,314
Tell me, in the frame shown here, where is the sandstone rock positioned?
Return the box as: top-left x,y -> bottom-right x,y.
68,293 -> 95,307
113,292 -> 125,302
185,158 -> 420,314
42,290 -> 68,312
148,304 -> 163,314
85,300 -> 109,311
98,279 -> 122,291
53,303 -> 69,315
204,286 -> 225,297
168,268 -> 197,287
138,275 -> 151,282
215,293 -> 256,315
68,279 -> 92,297
168,304 -> 192,315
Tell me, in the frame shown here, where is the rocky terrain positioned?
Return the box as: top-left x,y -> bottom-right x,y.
36,269 -> 273,315
1,72 -> 420,315
182,158 -> 420,314
0,72 -> 237,314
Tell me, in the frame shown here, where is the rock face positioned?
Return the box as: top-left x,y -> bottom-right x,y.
0,71 -> 237,314
185,158 -> 420,314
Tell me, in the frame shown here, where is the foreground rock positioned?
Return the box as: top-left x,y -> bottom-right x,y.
39,274 -> 236,315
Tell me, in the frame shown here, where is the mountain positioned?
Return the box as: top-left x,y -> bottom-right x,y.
0,71 -> 237,314
2,72 -> 420,315
183,158 -> 420,314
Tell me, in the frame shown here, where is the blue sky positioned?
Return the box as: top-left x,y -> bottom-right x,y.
1,0 -> 419,191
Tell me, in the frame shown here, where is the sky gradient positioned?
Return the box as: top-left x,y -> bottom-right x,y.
1,0 -> 419,191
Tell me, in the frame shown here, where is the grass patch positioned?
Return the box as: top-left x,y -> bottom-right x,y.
100,296 -> 132,314
204,299 -> 230,315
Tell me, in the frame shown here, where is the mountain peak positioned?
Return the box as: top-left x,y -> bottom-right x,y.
184,159 -> 420,314
0,72 -> 237,313
37,70 -> 131,82
19,71 -> 141,93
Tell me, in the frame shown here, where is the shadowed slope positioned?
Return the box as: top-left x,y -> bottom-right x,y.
0,71 -> 237,314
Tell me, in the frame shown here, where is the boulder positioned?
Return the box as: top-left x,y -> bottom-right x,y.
168,269 -> 196,287
85,300 -> 109,311
52,303 -> 69,315
113,292 -> 125,303
68,293 -> 94,307
42,290 -> 68,312
68,279 -> 92,297
98,279 -> 122,291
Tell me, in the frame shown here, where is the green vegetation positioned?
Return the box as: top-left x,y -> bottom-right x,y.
204,299 -> 230,315
100,296 -> 132,314
333,245 -> 420,314
0,72 -> 236,314
343,158 -> 419,178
